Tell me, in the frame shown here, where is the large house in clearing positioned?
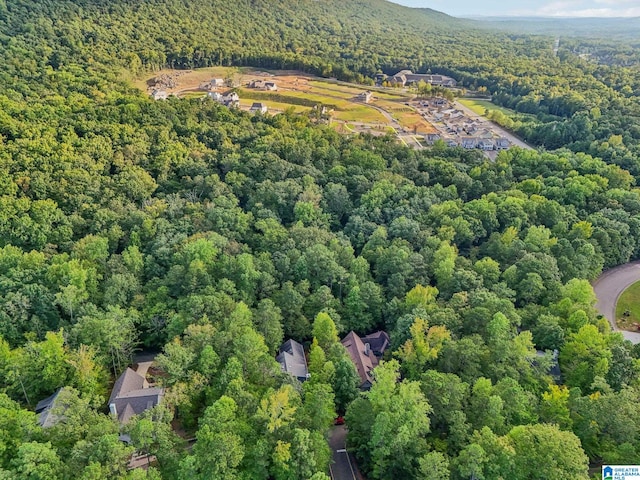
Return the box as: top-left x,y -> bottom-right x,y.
341,330 -> 390,390
208,90 -> 240,108
249,80 -> 278,91
390,70 -> 457,88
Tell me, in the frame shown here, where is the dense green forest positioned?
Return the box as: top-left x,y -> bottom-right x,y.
1,0 -> 640,479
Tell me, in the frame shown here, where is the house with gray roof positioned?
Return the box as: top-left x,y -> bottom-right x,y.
250,102 -> 268,114
461,137 -> 477,149
109,368 -> 164,424
277,339 -> 309,382
424,133 -> 441,145
478,139 -> 495,151
496,137 -> 510,150
390,70 -> 457,87
35,388 -> 64,428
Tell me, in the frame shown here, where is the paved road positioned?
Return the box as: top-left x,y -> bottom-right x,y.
592,261 -> 640,344
329,425 -> 357,480
453,100 -> 534,150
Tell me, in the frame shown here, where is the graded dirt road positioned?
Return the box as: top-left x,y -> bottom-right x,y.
592,261 -> 640,344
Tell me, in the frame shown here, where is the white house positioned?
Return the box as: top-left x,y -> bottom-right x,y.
222,91 -> 240,107
250,102 -> 268,114
357,91 -> 373,103
151,89 -> 168,100
478,139 -> 495,151
461,137 -> 477,149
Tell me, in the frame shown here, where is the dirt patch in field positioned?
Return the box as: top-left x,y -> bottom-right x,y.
139,68 -> 319,97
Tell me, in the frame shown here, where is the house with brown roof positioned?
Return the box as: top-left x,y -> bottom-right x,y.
361,331 -> 391,358
109,368 -> 164,424
341,331 -> 390,390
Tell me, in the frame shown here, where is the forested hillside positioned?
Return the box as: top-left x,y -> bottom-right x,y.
1,1 -> 640,479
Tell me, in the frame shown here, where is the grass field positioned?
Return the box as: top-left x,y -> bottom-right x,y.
239,100 -> 307,113
238,88 -> 387,123
239,87 -> 354,109
309,81 -> 411,101
615,280 -> 640,331
308,81 -> 364,99
333,106 -> 387,123
459,98 -> 515,116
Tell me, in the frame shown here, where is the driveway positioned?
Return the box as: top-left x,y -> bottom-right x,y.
329,425 -> 357,480
592,261 -> 640,344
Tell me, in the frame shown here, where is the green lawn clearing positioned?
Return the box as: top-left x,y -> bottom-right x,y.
615,280 -> 640,331
333,106 -> 387,123
459,98 -> 515,116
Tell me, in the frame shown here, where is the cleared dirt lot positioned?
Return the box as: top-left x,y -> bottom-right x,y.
136,68 -> 438,135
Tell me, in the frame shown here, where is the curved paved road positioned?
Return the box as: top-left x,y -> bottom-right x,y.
593,261 -> 640,344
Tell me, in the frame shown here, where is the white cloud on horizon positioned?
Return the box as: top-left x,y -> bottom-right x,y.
391,0 -> 640,18
507,0 -> 640,17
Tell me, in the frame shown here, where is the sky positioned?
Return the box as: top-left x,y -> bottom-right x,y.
391,0 -> 640,18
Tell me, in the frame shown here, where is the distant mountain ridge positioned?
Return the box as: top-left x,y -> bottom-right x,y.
0,0 -> 486,78
468,15 -> 640,39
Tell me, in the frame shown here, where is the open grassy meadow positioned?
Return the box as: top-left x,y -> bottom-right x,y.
459,98 -> 515,116
615,280 -> 640,331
